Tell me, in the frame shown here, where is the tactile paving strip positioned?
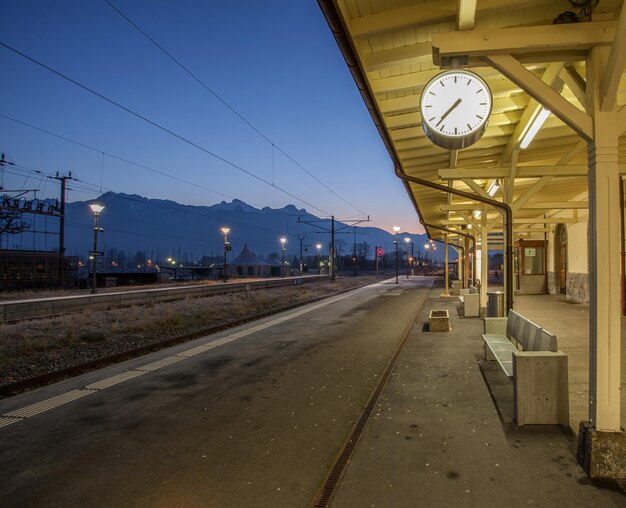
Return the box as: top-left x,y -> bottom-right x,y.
3,389 -> 94,418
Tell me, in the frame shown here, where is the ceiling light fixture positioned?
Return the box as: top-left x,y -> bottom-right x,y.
519,107 -> 551,149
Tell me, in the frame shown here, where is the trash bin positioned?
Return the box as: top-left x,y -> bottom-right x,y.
487,291 -> 505,317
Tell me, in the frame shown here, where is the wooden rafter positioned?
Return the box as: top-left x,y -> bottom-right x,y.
600,3 -> 626,111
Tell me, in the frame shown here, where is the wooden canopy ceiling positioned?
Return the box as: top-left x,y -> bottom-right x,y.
319,0 -> 626,247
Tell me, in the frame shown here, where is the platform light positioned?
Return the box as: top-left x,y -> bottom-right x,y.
519,107 -> 551,149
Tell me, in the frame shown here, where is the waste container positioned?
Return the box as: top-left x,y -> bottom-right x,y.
487,291 -> 505,317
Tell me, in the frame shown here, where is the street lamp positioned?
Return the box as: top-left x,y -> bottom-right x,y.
393,226 -> 400,284
221,227 -> 231,282
89,203 -> 104,294
404,237 -> 410,278
280,237 -> 287,277
316,243 -> 322,274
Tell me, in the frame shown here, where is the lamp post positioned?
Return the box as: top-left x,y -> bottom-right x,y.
280,237 -> 287,277
404,237 -> 410,278
89,204 -> 104,294
393,226 -> 400,284
424,243 -> 430,273
221,227 -> 230,282
316,243 -> 322,274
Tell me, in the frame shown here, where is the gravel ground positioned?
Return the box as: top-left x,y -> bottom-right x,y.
0,276 -> 378,387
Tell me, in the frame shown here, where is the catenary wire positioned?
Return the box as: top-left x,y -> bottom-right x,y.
0,42 -> 330,216
104,0 -> 367,217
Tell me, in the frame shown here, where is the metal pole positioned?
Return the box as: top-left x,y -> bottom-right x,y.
331,216 -> 335,281
222,236 -> 227,283
281,246 -> 285,277
91,213 -> 99,294
395,234 -> 399,284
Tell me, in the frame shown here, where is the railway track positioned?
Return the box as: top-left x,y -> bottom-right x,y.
0,279 -> 378,397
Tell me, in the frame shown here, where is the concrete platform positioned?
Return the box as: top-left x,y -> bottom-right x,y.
332,288 -> 626,506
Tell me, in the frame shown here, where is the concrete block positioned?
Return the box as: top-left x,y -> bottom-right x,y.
451,280 -> 462,296
577,421 -> 626,480
462,293 -> 480,317
428,310 -> 450,332
513,351 -> 569,425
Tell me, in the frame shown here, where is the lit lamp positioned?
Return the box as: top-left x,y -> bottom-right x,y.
280,237 -> 287,277
89,204 -> 105,294
520,107 -> 551,149
221,227 -> 230,282
393,226 -> 401,284
316,243 -> 322,274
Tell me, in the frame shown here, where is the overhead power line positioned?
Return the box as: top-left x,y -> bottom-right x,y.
0,41 -> 330,216
103,0 -> 367,217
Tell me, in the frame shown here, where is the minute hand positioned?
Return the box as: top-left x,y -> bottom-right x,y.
436,98 -> 462,127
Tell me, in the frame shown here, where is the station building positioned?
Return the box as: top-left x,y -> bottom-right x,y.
318,0 -> 626,478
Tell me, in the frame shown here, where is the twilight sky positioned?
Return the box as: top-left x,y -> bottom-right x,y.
0,0 -> 425,234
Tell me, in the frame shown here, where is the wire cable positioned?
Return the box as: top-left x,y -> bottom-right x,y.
0,42 -> 330,216
103,0 -> 367,216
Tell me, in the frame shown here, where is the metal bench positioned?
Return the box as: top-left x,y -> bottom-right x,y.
482,310 -> 569,425
458,285 -> 479,317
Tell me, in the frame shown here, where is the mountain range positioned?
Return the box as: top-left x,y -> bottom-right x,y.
18,192 -> 428,263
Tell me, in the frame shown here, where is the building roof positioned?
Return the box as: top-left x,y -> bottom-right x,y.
318,0 -> 626,247
231,244 -> 265,266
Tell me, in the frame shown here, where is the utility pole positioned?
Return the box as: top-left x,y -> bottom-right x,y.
331,216 -> 335,280
298,215 -> 370,282
53,172 -> 75,288
298,234 -> 305,275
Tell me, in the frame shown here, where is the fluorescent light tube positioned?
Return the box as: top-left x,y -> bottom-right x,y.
520,107 -> 551,149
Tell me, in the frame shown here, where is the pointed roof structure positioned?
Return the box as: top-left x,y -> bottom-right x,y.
231,243 -> 264,266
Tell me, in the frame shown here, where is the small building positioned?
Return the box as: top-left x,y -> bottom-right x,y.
229,244 -> 271,278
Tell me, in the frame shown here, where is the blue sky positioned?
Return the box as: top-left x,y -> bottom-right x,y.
1,0 -> 424,234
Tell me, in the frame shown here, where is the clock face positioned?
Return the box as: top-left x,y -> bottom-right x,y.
420,70 -> 492,150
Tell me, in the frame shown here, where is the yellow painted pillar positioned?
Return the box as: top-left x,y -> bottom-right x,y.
587,46 -> 621,432
480,206 -> 489,310
443,235 -> 449,295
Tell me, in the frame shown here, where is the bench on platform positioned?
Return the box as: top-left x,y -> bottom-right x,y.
459,285 -> 479,317
483,310 -> 569,425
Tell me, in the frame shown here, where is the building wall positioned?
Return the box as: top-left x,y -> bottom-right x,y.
545,210 -> 589,303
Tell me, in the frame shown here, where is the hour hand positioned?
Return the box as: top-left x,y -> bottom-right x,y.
436,98 -> 462,127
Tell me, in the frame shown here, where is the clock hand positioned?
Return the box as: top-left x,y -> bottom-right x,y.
436,98 -> 462,127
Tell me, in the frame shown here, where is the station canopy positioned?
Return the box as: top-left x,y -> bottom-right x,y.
319,0 -> 626,246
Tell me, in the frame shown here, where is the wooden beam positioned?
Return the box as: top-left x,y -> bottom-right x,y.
362,42 -> 431,72
600,3 -> 626,111
619,105 -> 626,135
461,178 -> 490,199
561,66 -> 587,107
485,55 -> 593,141
498,63 -> 564,165
512,217 -> 578,224
458,0 -> 477,31
522,201 -> 588,209
432,21 -> 617,62
437,164 -> 620,179
349,0 -> 549,39
513,176 -> 553,212
379,92 -> 528,115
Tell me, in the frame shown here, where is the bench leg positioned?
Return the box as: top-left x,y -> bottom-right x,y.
513,352 -> 569,426
484,343 -> 497,362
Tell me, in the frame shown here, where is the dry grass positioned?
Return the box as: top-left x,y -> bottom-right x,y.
0,276 -> 377,385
